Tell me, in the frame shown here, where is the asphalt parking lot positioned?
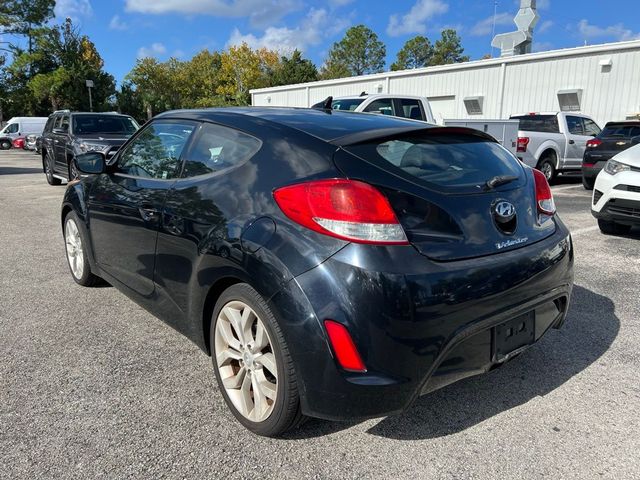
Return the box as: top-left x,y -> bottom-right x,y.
1,148 -> 639,479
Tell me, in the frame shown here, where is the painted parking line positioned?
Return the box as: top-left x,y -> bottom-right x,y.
552,185 -> 584,192
570,225 -> 599,236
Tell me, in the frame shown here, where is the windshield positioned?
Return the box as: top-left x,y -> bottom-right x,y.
332,99 -> 365,111
72,115 -> 139,135
346,134 -> 524,190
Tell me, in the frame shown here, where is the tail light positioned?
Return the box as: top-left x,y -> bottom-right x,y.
532,169 -> 556,215
273,179 -> 408,245
324,320 -> 366,372
517,137 -> 530,153
586,139 -> 602,148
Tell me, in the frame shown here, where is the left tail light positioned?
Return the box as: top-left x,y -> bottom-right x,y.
532,169 -> 556,216
273,179 -> 408,245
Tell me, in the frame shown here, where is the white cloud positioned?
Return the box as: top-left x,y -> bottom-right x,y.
537,20 -> 553,34
577,19 -> 640,42
125,0 -> 299,27
387,0 -> 449,37
329,0 -> 354,6
137,42 -> 167,59
108,15 -> 128,31
470,12 -> 513,37
227,8 -> 349,54
537,0 -> 551,9
54,0 -> 92,21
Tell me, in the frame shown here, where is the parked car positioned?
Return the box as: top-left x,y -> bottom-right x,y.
12,137 -> 25,149
34,135 -> 43,155
0,116 -> 48,150
24,134 -> 39,151
41,110 -> 139,185
510,112 -> 601,182
592,143 -> 640,234
582,121 -> 640,189
312,93 -> 437,124
62,107 -> 573,436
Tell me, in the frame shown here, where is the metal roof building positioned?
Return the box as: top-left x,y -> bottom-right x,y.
250,40 -> 640,127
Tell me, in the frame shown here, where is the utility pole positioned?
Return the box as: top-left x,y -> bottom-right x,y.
86,80 -> 94,111
491,0 -> 498,58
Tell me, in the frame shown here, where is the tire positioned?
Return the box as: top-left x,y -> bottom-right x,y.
582,176 -> 595,190
598,219 -> 632,236
210,283 -> 304,437
44,153 -> 62,186
64,211 -> 101,287
537,154 -> 557,183
0,139 -> 11,150
68,157 -> 79,181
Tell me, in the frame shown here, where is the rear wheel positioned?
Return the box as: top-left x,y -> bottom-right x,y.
582,176 -> 595,190
598,219 -> 631,235
64,212 -> 100,286
537,154 -> 557,183
44,153 -> 62,186
210,283 -> 304,437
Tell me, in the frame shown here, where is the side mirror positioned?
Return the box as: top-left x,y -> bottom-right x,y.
75,152 -> 106,174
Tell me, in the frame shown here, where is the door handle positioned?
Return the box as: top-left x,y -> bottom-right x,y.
568,140 -> 575,145
139,205 -> 160,222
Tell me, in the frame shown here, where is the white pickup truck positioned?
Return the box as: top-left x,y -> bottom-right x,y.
313,94 -> 519,155
510,112 -> 602,181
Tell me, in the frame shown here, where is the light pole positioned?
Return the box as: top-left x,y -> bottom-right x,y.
86,79 -> 94,111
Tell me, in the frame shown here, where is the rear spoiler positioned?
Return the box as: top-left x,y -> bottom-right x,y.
329,126 -> 498,147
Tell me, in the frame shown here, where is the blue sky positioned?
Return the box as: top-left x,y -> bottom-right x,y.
17,0 -> 640,83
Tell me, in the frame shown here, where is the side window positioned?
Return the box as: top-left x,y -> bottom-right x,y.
630,127 -> 640,138
397,99 -> 424,120
118,122 -> 196,180
364,99 -> 394,116
53,116 -> 63,129
60,115 -> 70,133
44,117 -> 55,133
566,116 -> 585,135
6,123 -> 19,134
182,123 -> 261,178
583,119 -> 601,136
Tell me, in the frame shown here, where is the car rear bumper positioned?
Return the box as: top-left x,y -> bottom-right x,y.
269,221 -> 574,421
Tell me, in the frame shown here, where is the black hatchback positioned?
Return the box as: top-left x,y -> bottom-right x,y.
61,108 -> 574,436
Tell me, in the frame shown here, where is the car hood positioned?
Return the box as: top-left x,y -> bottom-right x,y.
612,144 -> 640,168
75,134 -> 131,146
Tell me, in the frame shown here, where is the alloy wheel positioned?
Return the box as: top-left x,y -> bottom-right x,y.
65,218 -> 84,279
541,163 -> 553,181
214,300 -> 278,423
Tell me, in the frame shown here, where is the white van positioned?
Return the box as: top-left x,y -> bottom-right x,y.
0,117 -> 48,150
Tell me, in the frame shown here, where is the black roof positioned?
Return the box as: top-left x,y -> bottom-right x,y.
604,120 -> 640,127
157,107 -> 442,146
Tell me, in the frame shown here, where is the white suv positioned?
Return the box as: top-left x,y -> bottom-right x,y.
592,143 -> 640,235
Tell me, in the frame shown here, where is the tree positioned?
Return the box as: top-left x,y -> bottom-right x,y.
322,25 -> 386,77
0,0 -> 55,54
270,50 -> 317,86
430,29 -> 470,66
216,43 -> 279,105
391,36 -> 433,71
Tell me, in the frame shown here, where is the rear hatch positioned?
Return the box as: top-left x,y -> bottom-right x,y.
335,128 -> 556,261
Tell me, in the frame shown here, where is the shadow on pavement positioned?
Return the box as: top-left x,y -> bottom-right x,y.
288,285 -> 618,440
0,166 -> 42,175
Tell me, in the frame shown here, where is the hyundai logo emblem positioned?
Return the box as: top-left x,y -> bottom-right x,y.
494,201 -> 516,220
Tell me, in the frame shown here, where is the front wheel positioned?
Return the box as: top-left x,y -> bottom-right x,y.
64,212 -> 100,286
582,176 -> 594,190
598,219 -> 632,236
210,283 -> 304,437
69,158 -> 79,181
0,139 -> 12,150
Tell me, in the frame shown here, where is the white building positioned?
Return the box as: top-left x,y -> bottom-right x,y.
250,40 -> 640,127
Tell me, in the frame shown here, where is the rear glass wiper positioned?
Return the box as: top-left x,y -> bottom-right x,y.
485,175 -> 519,190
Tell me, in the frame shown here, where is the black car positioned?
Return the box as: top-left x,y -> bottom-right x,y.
41,110 -> 139,185
582,121 -> 640,189
61,107 -> 574,436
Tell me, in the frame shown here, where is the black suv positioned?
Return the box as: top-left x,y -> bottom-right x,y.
582,121 -> 640,189
41,110 -> 139,185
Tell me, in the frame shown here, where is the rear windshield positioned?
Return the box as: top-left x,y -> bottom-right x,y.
511,115 -> 560,133
331,99 -> 365,111
345,134 -> 523,190
72,115 -> 139,135
600,124 -> 640,138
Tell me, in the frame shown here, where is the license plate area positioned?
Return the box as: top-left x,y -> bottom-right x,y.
493,311 -> 535,362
